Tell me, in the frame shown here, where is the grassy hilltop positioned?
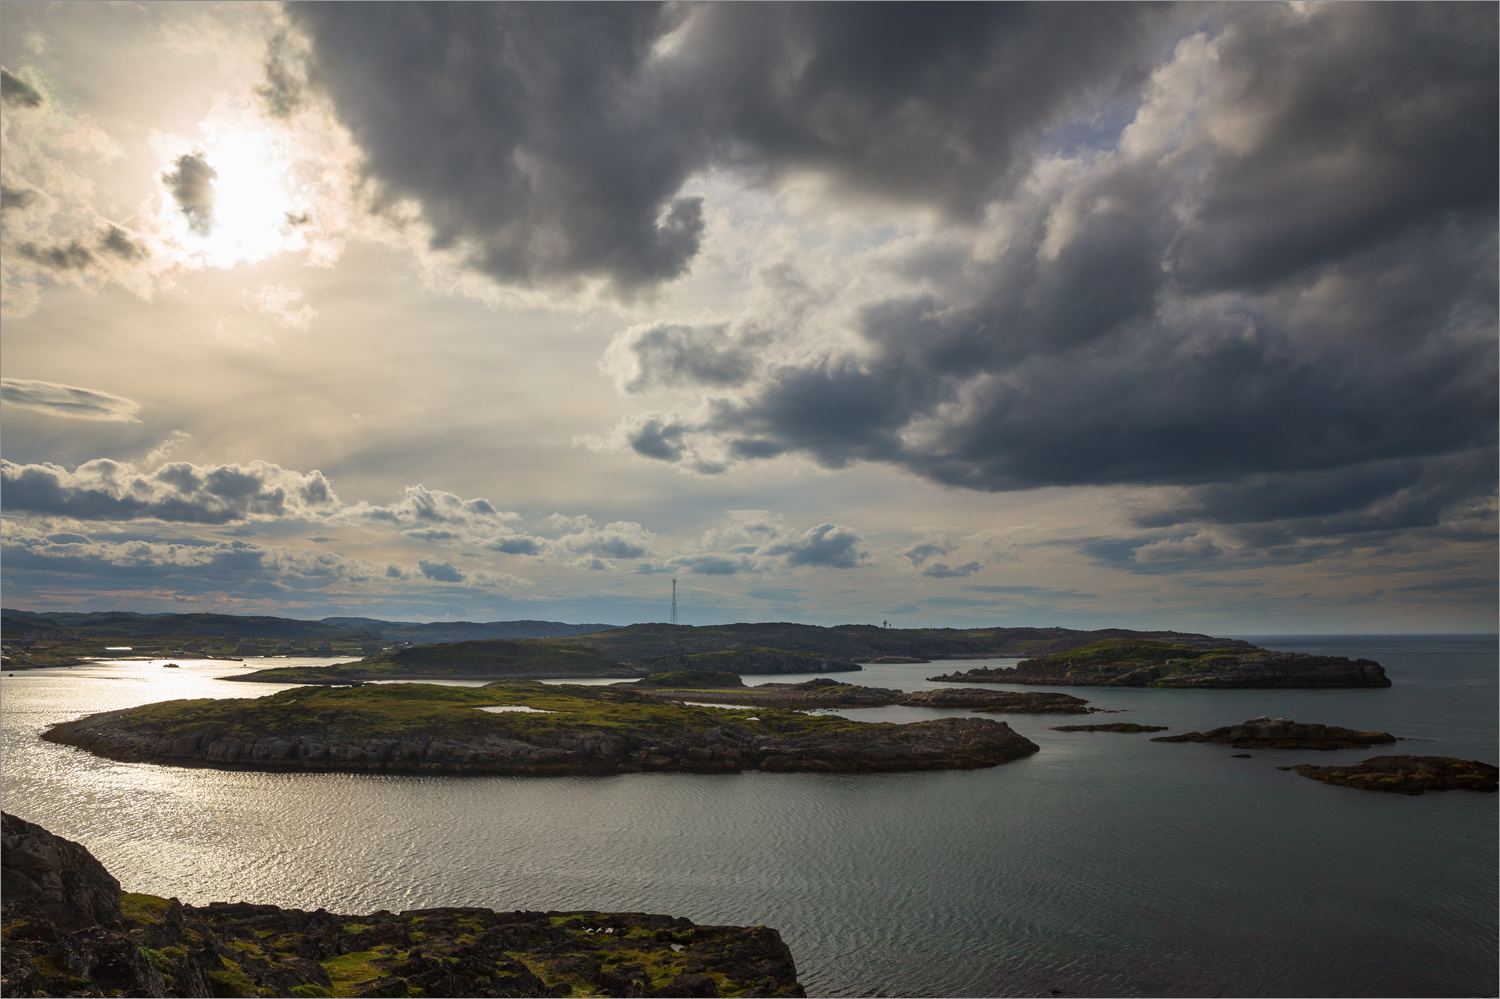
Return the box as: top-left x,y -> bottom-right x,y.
45,681 -> 1040,776
557,622 -> 1250,663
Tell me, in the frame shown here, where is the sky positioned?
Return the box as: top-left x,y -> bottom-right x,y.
1,2 -> 1495,633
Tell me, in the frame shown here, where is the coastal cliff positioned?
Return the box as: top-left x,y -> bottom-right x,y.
930,638 -> 1391,688
0,812 -> 805,997
43,682 -> 1039,777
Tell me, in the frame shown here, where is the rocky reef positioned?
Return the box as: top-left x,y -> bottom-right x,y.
1150,717 -> 1397,750
0,812 -> 804,997
642,677 -> 1097,714
930,638 -> 1391,688
43,681 -> 1039,777
1050,723 -> 1167,733
1280,756 -> 1499,795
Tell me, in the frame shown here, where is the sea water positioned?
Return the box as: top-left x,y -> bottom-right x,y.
2,635 -> 1494,997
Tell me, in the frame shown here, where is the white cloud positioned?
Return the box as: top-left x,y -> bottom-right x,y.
1,378 -> 143,422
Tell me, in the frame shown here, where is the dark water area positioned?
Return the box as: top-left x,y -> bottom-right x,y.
3,635 -> 1495,996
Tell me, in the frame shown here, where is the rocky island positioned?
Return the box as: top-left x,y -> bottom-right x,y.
929,638 -> 1391,688
1280,756 -> 1499,795
1,812 -> 805,997
43,681 -> 1039,776
636,675 -> 1098,714
1051,723 -> 1168,733
1151,717 -> 1398,750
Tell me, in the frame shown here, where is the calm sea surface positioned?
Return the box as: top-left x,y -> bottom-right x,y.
3,635 -> 1495,997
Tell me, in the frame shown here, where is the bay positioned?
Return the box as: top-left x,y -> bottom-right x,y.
2,635 -> 1495,996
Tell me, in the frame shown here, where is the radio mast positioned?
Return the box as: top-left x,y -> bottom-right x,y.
671,578 -> 677,626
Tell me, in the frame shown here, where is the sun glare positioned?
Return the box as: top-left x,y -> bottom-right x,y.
157,124 -> 311,269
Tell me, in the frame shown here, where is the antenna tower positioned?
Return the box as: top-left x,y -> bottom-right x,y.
671,578 -> 678,626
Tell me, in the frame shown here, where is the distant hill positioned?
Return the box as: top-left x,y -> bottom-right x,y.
0,610 -> 617,643
557,623 -> 1252,664
230,639 -> 635,683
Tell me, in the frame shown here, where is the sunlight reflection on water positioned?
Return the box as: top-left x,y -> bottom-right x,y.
3,641 -> 1495,997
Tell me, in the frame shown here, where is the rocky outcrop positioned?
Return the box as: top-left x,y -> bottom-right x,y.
1051,723 -> 1168,733
1,813 -> 124,933
43,685 -> 1040,777
1150,717 -> 1397,750
931,640 -> 1390,688
647,677 -> 1096,714
1280,756 -> 1499,795
0,812 -> 806,998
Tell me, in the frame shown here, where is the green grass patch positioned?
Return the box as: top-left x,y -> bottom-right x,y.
207,956 -> 262,997
86,679 -> 882,747
321,947 -> 395,997
121,892 -> 173,925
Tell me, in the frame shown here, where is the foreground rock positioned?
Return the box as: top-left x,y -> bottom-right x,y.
1151,717 -> 1397,750
1280,756 -> 1499,795
0,812 -> 804,998
44,682 -> 1039,776
642,677 -> 1097,714
930,638 -> 1391,688
1051,723 -> 1167,733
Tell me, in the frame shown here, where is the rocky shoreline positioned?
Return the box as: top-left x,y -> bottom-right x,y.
1151,717 -> 1398,750
42,682 -> 1040,777
1,812 -> 805,997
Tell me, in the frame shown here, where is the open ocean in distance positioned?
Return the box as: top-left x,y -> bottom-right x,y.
3,634 -> 1495,997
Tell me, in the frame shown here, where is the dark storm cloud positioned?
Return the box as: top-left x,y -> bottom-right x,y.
283,2 -> 1169,292
282,3 -> 1494,562
162,152 -> 217,237
1165,4 -> 1499,292
620,3 -> 1496,551
0,68 -> 42,107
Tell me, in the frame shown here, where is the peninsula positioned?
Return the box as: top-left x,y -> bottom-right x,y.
1,812 -> 805,998
929,638 -> 1391,688
43,681 -> 1039,776
635,675 -> 1099,714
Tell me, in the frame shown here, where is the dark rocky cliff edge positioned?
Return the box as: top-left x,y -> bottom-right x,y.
42,682 -> 1038,777
930,638 -> 1391,688
0,812 -> 805,998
